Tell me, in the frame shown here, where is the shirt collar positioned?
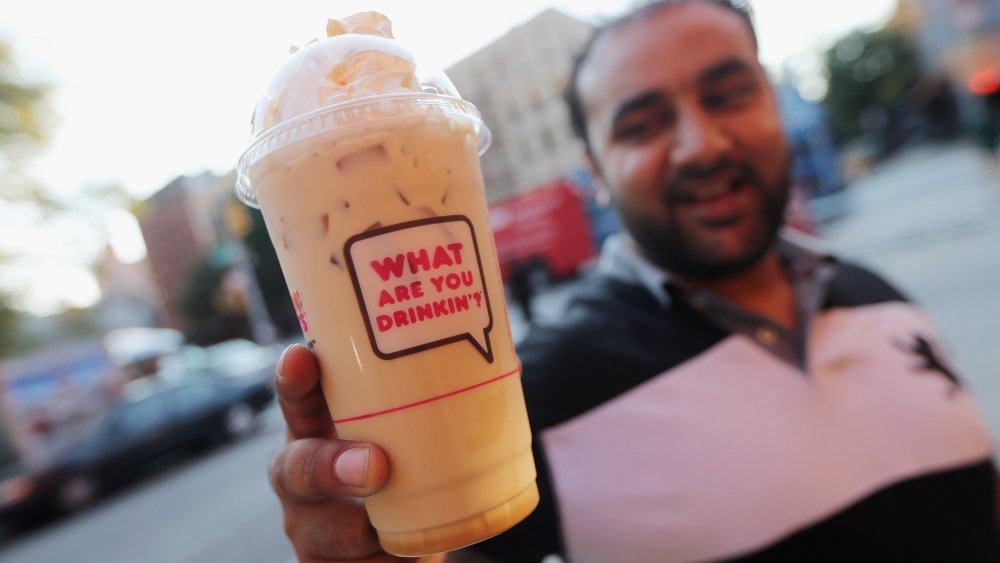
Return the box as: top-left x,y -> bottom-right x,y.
596,228 -> 834,309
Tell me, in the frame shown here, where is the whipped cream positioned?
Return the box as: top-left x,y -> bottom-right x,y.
252,12 -> 423,136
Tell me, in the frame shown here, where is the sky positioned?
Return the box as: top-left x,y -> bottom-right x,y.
0,0 -> 896,314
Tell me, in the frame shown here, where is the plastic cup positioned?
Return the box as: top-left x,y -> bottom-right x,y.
235,15 -> 537,556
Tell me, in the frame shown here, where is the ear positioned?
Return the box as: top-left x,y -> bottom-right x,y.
582,150 -> 612,207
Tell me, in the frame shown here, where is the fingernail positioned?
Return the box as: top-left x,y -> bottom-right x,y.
335,447 -> 370,488
275,345 -> 293,382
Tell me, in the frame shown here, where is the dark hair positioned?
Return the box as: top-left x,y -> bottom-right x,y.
564,0 -> 757,154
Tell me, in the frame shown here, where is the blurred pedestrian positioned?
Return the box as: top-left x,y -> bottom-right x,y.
268,2 -> 1000,562
509,261 -> 536,323
976,88 -> 1000,169
925,77 -> 961,141
970,67 -> 1000,168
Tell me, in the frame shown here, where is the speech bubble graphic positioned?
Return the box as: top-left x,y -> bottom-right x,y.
345,215 -> 494,363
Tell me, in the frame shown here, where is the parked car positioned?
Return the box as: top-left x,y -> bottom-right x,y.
0,375 -> 275,523
202,338 -> 280,384
0,443 -> 71,526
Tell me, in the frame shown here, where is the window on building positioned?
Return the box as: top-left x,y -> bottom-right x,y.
508,100 -> 520,121
529,88 -> 544,111
485,146 -> 508,176
521,141 -> 535,164
552,69 -> 568,91
495,56 -> 508,77
540,127 -> 556,154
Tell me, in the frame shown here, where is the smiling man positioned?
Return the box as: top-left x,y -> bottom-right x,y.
574,5 -> 790,284
268,2 -> 1000,562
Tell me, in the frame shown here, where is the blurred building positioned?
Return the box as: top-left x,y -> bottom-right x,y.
446,9 -> 594,202
777,82 -> 846,198
899,0 -> 1000,108
92,245 -> 160,329
134,171 -> 235,331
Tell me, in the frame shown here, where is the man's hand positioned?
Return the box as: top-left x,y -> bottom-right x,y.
269,344 -> 400,562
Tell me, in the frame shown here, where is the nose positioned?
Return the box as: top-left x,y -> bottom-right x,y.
670,105 -> 732,170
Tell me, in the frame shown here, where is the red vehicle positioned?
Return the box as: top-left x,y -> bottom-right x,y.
488,180 -> 597,284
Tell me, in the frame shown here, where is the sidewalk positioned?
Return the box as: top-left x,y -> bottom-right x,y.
822,142 -> 1000,257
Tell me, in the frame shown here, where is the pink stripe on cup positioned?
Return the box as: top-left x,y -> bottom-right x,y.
332,368 -> 521,424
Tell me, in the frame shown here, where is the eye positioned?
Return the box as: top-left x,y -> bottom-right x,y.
703,78 -> 758,111
617,121 -> 658,140
613,107 -> 672,143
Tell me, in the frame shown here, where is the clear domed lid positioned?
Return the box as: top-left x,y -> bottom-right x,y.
236,12 -> 490,207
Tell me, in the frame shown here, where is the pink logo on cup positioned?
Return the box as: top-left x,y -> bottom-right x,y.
345,216 -> 494,363
292,290 -> 309,333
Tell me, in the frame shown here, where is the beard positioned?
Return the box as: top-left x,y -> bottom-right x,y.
615,157 -> 791,281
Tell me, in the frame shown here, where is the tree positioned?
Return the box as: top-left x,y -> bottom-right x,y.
0,293 -> 31,358
241,205 -> 298,336
177,194 -> 298,345
0,39 -> 55,353
177,252 -> 253,346
55,307 -> 103,340
0,40 -> 54,206
1,40 -> 134,321
822,27 -> 923,151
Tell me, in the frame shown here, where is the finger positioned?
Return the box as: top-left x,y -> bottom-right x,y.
296,548 -> 402,563
296,554 -> 401,563
270,438 -> 390,502
283,496 -> 389,562
276,344 -> 334,440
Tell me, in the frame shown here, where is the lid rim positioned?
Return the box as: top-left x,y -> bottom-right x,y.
235,92 -> 490,208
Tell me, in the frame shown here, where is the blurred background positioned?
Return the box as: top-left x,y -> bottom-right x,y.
0,0 -> 998,561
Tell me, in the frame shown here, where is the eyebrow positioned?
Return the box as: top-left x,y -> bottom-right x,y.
698,58 -> 756,87
609,91 -> 666,131
608,59 -> 756,124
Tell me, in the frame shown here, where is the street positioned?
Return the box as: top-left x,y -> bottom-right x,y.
0,142 -> 997,563
0,410 -> 294,563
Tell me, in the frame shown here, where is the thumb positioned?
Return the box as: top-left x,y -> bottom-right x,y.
271,439 -> 390,501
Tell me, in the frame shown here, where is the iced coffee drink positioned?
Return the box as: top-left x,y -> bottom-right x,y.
236,13 -> 537,556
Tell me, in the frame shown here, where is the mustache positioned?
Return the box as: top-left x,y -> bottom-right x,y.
662,159 -> 760,204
